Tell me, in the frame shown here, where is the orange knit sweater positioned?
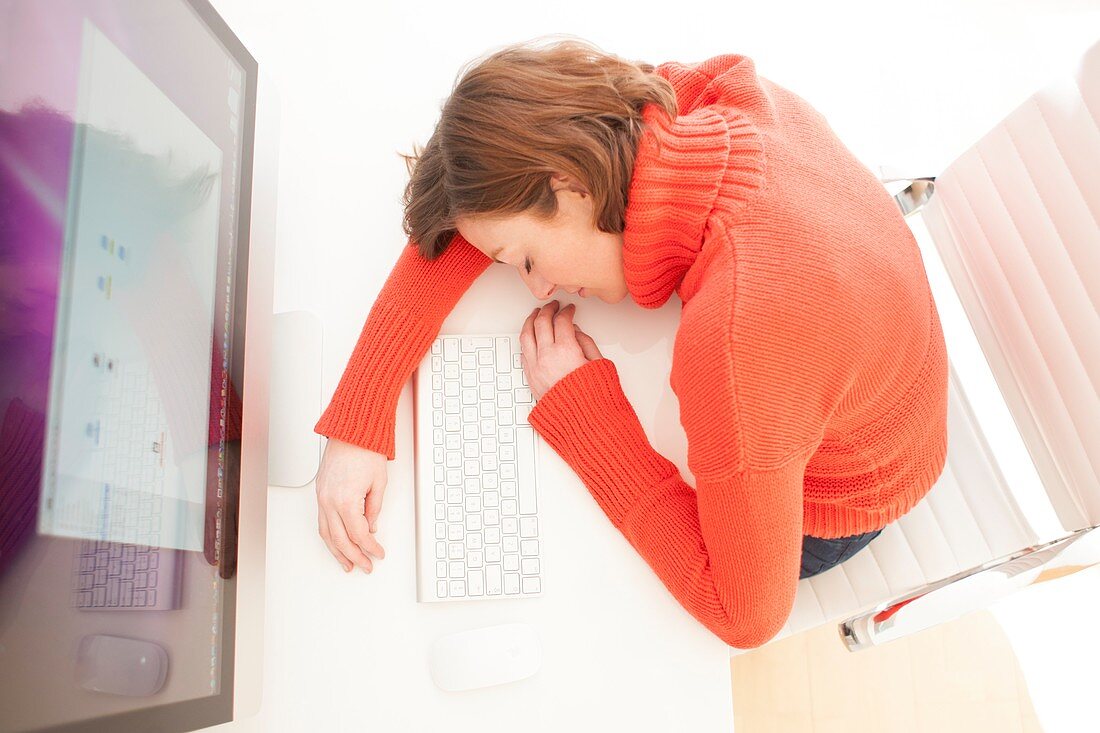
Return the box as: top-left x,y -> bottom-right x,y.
314,53 -> 949,648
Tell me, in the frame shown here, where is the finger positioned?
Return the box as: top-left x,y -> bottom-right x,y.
552,302 -> 577,342
574,327 -> 603,360
534,301 -> 558,345
519,307 -> 539,365
344,500 -> 386,560
364,482 -> 386,534
318,510 -> 352,572
327,509 -> 374,573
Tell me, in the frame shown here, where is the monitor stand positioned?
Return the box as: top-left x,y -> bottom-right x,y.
268,310 -> 323,487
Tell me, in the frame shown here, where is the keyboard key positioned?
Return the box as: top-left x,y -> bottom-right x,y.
434,504 -> 445,520
444,381 -> 459,397
447,505 -> 462,523
484,509 -> 499,526
432,354 -> 442,371
486,564 -> 503,595
484,491 -> 499,508
464,478 -> 480,495
495,392 -> 513,409
436,561 -> 448,578
449,580 -> 466,597
520,539 -> 539,557
477,349 -> 494,366
448,543 -> 465,560
503,554 -> 520,572
484,527 -> 501,545
435,522 -> 446,540
466,532 -> 483,550
445,433 -> 461,450
512,352 -> 522,370
502,517 -> 519,536
515,388 -> 533,403
521,558 -> 540,575
520,517 -> 539,538
437,580 -> 448,598
516,428 -> 538,514
485,545 -> 501,563
504,573 -> 520,595
462,372 -> 477,388
468,550 -> 483,569
521,576 -> 541,594
497,374 -> 512,390
501,499 -> 517,515
496,338 -> 511,373
436,484 -> 447,501
500,444 -> 515,462
436,541 -> 446,559
449,561 -> 464,578
464,496 -> 481,513
443,338 -> 458,362
443,363 -> 459,380
465,513 -> 482,532
447,524 -> 463,541
447,487 -> 462,504
431,340 -> 442,355
500,481 -> 516,498
468,569 -> 485,596
460,353 -> 475,370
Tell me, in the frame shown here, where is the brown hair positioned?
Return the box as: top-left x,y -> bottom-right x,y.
399,36 -> 678,260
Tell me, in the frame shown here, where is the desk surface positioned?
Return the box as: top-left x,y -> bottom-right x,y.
250,268 -> 734,732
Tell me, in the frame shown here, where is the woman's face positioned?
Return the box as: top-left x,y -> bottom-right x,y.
455,174 -> 628,304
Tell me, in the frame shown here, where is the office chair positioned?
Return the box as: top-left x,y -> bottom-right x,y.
731,36 -> 1100,657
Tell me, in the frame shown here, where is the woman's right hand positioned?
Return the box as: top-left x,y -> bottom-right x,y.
315,438 -> 388,573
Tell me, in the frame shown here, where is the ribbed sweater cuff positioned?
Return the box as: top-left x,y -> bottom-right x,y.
525,358 -> 678,527
313,299 -> 438,459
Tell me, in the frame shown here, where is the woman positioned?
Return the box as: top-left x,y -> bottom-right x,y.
312,38 -> 949,649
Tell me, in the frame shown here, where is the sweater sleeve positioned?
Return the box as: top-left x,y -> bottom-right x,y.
526,357 -> 814,649
313,233 -> 493,459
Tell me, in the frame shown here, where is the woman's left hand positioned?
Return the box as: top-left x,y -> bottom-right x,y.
520,300 -> 604,401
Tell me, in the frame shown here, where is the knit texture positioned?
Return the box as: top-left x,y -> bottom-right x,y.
314,53 -> 950,648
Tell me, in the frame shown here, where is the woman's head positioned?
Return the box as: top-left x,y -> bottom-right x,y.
399,36 -> 678,303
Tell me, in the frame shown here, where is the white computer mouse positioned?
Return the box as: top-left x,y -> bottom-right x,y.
74,633 -> 168,696
428,622 -> 542,692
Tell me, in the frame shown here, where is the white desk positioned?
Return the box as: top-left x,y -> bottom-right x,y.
211,260 -> 736,732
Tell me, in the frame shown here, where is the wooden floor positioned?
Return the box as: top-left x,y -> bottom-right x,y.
730,609 -> 1044,732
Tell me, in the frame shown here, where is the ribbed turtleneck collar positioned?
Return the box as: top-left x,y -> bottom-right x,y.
621,54 -> 772,309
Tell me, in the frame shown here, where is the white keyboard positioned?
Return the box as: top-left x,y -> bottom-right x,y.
413,334 -> 543,602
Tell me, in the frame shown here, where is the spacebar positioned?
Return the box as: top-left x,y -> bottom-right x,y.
516,427 -> 537,515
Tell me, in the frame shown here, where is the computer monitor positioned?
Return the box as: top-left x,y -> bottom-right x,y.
0,0 -> 272,730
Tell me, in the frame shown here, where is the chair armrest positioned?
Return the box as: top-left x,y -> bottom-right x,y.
877,164 -> 937,218
838,526 -> 1100,651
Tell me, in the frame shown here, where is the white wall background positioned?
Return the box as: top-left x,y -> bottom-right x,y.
204,1 -> 1100,731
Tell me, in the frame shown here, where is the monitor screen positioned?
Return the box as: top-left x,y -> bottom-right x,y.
0,0 -> 255,730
